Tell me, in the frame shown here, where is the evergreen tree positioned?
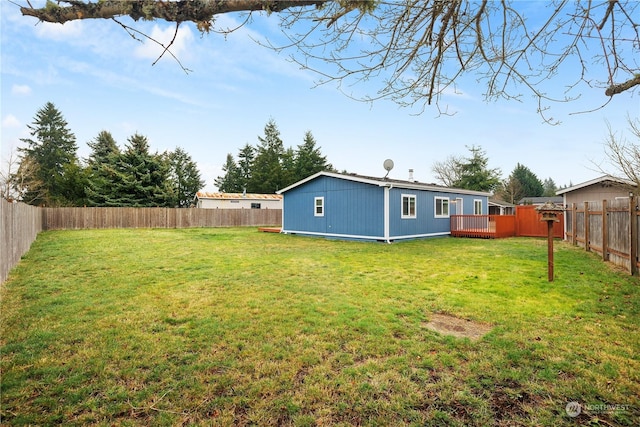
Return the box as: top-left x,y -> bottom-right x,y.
108,133 -> 171,207
542,177 -> 558,197
281,147 -> 297,188
249,119 -> 285,193
452,145 -> 501,192
294,131 -> 333,181
495,174 -> 524,204
511,163 -> 544,198
18,102 -> 80,206
236,143 -> 255,192
168,147 -> 204,207
215,154 -> 242,192
86,131 -> 121,206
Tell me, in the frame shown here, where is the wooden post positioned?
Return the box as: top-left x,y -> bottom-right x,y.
631,195 -> 638,276
602,199 -> 608,261
547,219 -> 554,281
584,201 -> 590,252
572,203 -> 577,245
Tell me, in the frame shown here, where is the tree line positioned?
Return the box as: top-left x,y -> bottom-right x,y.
214,119 -> 334,194
3,102 -> 203,207
430,145 -> 562,203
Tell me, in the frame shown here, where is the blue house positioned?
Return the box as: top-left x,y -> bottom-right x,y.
276,171 -> 490,242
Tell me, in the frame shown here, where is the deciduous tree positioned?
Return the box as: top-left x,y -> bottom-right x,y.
17,1 -> 639,120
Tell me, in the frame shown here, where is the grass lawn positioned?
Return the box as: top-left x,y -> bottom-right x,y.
1,228 -> 638,426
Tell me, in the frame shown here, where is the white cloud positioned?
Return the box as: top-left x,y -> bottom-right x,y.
134,24 -> 194,61
2,114 -> 21,128
36,20 -> 83,40
11,84 -> 32,96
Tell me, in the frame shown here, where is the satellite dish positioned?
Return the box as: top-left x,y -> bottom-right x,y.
383,159 -> 394,178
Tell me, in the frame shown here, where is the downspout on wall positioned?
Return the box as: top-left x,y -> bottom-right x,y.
383,184 -> 392,243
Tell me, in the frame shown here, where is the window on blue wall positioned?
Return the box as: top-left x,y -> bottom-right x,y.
402,194 -> 416,218
314,197 -> 324,217
474,199 -> 482,215
435,197 -> 450,218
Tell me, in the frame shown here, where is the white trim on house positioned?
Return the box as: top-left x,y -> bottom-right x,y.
401,194 -> 417,219
280,229 -> 450,242
314,197 -> 324,217
474,199 -> 483,215
434,196 -> 450,218
556,175 -> 635,195
277,171 -> 491,197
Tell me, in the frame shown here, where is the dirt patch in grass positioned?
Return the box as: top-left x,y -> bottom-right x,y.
422,313 -> 493,341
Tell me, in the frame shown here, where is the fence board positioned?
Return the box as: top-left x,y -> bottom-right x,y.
40,207 -> 281,230
1,199 -> 43,283
515,205 -> 564,238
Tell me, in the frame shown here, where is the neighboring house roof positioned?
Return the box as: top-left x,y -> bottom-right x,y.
518,196 -> 563,205
489,198 -> 516,208
195,192 -> 283,201
555,175 -> 636,195
277,171 -> 491,196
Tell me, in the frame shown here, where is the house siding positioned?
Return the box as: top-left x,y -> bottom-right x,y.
282,176 -> 385,239
280,172 -> 489,242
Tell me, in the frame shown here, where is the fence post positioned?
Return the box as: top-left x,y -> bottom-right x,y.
602,199 -> 608,261
584,201 -> 590,252
631,195 -> 638,276
571,203 -> 577,246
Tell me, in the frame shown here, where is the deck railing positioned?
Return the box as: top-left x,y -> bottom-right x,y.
450,215 -> 516,239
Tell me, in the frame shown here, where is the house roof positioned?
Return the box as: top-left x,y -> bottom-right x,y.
555,175 -> 636,195
488,198 -> 516,208
517,196 -> 563,205
276,171 -> 491,196
195,192 -> 283,201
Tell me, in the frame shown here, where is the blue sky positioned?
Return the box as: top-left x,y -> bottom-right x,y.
1,2 -> 638,193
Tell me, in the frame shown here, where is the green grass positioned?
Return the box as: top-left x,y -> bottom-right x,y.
1,228 -> 639,426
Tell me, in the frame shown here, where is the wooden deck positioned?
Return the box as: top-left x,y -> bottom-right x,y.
450,215 -> 516,239
258,227 -> 282,233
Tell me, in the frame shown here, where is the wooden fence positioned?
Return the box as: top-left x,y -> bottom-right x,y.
451,206 -> 563,239
565,197 -> 639,275
1,199 -> 43,283
41,207 -> 282,230
515,205 -> 564,238
1,205 -> 282,284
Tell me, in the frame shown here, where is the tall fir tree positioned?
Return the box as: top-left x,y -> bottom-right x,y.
167,147 -> 204,207
452,145 -> 501,192
215,154 -> 242,192
511,163 -> 544,198
249,119 -> 285,193
281,147 -> 296,188
108,133 -> 171,207
85,131 -> 121,206
18,102 -> 80,206
294,131 -> 333,181
236,143 -> 255,192
542,177 -> 558,197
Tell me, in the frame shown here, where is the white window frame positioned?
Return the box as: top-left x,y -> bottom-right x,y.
474,199 -> 483,215
435,197 -> 450,218
314,197 -> 324,217
401,194 -> 417,219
